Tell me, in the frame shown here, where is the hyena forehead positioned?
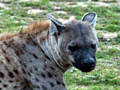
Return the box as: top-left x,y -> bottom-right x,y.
64,20 -> 92,31
62,20 -> 98,47
64,20 -> 96,38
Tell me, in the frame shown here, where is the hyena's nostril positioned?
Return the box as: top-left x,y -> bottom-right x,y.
83,58 -> 95,67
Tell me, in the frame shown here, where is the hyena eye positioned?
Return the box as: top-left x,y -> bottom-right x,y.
68,45 -> 79,52
91,44 -> 96,49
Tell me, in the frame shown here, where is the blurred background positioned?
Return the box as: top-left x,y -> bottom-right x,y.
0,0 -> 120,90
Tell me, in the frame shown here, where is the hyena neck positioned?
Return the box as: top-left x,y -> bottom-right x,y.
37,32 -> 72,72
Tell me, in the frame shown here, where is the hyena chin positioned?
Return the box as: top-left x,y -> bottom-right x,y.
47,12 -> 98,72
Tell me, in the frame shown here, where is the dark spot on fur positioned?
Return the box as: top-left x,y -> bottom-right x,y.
23,64 -> 27,68
50,82 -> 54,87
54,74 -> 58,77
56,81 -> 61,85
50,66 -> 55,70
41,73 -> 46,78
44,54 -> 50,60
8,72 -> 14,78
3,41 -> 7,46
15,49 -> 24,56
0,80 -> 2,83
35,78 -> 39,82
24,78 -> 29,85
43,62 -> 46,67
26,39 -> 30,44
19,35 -> 23,38
9,80 -> 13,83
42,85 -> 47,90
36,85 -> 40,89
9,39 -> 14,44
4,66 -> 9,71
19,49 -> 24,55
43,64 -> 47,70
13,86 -> 18,89
13,69 -> 19,75
34,67 -> 38,71
47,72 -> 53,78
0,87 -> 2,90
15,50 -> 20,56
29,34 -> 38,45
1,47 -> 6,53
16,79 -> 19,82
33,85 -> 35,88
32,41 -> 38,46
27,72 -> 31,76
66,64 -> 71,67
7,44 -> 11,47
32,54 -> 38,59
29,60 -> 32,63
19,61 -> 23,65
21,44 -> 26,49
0,72 -> 4,78
22,86 -> 27,89
62,83 -> 65,87
3,84 -> 8,88
39,46 -> 45,53
30,69 -> 33,73
4,55 -> 10,63
20,82 -> 24,85
26,34 -> 37,46
21,68 -> 26,74
0,61 -> 3,64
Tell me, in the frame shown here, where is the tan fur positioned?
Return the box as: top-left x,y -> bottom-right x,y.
0,32 -> 17,40
24,20 -> 50,34
0,20 -> 50,41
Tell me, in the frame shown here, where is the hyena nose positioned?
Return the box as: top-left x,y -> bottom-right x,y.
83,58 -> 95,67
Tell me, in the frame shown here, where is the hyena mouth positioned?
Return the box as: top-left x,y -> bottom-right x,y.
81,66 -> 95,72
72,59 -> 96,72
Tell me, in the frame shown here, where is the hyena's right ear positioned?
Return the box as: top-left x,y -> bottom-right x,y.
47,14 -> 65,36
81,12 -> 97,29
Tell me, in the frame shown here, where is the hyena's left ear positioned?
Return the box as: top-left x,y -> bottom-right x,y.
47,14 -> 65,36
81,12 -> 97,28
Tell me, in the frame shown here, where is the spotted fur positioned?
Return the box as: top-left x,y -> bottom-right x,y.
0,13 -> 98,90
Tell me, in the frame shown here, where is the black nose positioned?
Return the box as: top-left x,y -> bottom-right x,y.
83,58 -> 95,67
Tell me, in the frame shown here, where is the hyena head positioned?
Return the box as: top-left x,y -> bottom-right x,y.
47,12 -> 98,72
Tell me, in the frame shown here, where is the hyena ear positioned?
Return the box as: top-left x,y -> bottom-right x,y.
47,14 -> 65,36
81,12 -> 97,28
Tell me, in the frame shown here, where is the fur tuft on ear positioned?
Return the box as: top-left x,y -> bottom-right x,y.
81,12 -> 97,28
47,14 -> 65,36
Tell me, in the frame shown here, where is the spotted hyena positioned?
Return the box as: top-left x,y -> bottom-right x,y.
0,12 -> 98,90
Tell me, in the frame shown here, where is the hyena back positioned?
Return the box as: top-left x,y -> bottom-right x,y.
0,12 -> 98,90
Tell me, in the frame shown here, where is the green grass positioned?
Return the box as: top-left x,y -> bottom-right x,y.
0,0 -> 120,90
64,5 -> 120,32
